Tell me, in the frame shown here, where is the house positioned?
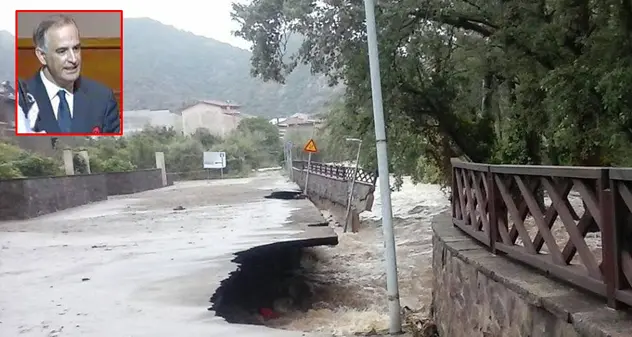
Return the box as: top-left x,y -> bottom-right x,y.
123,109 -> 181,135
178,100 -> 245,137
272,113 -> 323,140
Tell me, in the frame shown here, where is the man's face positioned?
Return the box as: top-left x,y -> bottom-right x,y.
36,23 -> 82,86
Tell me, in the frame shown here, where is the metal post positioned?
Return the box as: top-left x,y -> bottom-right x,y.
283,143 -> 288,175
363,0 -> 402,333
286,144 -> 292,176
304,152 -> 312,195
344,139 -> 362,233
289,146 -> 294,180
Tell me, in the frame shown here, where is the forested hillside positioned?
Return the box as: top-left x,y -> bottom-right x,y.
0,18 -> 341,117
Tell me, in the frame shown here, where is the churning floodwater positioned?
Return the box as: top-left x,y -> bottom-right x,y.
213,176 -> 450,336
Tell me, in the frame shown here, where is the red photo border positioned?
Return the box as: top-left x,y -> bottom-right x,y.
13,9 -> 124,137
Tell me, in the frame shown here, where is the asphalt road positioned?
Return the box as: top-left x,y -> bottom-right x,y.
0,173 -> 334,337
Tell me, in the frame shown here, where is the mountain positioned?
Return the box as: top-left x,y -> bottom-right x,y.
0,18 -> 341,117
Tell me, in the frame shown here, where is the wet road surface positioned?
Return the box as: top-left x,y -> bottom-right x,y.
0,173 -> 333,337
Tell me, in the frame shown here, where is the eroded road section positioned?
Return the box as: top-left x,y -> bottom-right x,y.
0,173 -> 332,337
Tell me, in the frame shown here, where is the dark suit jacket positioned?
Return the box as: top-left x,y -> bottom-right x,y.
26,72 -> 120,134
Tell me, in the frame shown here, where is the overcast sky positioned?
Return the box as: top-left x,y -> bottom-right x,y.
1,1 -> 251,49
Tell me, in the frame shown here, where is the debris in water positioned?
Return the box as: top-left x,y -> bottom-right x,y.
259,307 -> 280,320
407,205 -> 428,215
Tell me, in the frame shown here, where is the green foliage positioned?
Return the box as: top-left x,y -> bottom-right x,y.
0,142 -> 62,179
233,0 -> 632,185
192,128 -> 221,149
165,137 -> 204,173
73,154 -> 89,174
82,119 -> 282,178
100,157 -> 136,173
237,117 -> 283,156
0,163 -> 22,179
213,117 -> 282,172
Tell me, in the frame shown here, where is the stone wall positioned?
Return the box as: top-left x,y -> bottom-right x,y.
431,212 -> 632,337
0,174 -> 108,220
0,169 -> 168,220
105,168 -> 164,195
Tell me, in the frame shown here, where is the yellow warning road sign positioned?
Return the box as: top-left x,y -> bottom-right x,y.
303,138 -> 318,153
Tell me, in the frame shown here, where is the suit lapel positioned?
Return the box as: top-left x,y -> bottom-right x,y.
72,79 -> 91,133
28,73 -> 61,133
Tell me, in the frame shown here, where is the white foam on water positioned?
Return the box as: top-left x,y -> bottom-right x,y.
269,176 -> 450,336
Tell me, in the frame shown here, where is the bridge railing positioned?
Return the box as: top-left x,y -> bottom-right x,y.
292,160 -> 377,185
451,158 -> 632,309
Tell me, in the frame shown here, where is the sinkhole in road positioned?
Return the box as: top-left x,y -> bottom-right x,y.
209,242 -> 322,325
263,191 -> 307,200
207,235 -> 439,336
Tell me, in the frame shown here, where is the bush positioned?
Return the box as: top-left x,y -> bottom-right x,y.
0,163 -> 23,179
13,154 -> 61,177
0,142 -> 62,179
101,157 -> 136,172
79,119 -> 283,178
73,154 -> 90,174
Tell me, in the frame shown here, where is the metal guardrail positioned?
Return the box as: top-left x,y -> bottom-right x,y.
451,158 -> 632,309
292,160 -> 377,185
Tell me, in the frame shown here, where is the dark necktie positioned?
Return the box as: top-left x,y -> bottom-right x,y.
57,90 -> 72,133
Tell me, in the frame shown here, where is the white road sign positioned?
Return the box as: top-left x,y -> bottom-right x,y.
203,152 -> 226,169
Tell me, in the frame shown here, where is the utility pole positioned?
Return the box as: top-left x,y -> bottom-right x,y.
363,0 -> 402,334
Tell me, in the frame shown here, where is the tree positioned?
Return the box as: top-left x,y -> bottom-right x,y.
232,0 -> 632,184
237,117 -> 283,155
192,128 -> 221,149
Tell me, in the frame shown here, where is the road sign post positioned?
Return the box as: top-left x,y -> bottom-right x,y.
283,145 -> 288,175
288,142 -> 294,180
302,139 -> 318,194
203,151 -> 227,179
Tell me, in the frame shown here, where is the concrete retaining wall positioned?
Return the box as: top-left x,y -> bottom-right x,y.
105,168 -> 164,195
0,169 -> 168,220
292,167 -> 375,211
431,212 -> 632,337
293,168 -> 375,212
291,167 -> 374,231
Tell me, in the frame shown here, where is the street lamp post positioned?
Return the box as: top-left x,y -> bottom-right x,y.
344,137 -> 362,233
363,0 -> 402,333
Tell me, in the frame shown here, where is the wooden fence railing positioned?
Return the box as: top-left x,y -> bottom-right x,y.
451,158 -> 632,309
292,160 -> 377,185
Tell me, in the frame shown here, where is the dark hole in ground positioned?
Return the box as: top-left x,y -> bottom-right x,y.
264,191 -> 307,200
208,239 -> 440,337
209,242 -> 327,325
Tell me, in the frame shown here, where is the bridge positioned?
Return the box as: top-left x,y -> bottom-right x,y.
290,159 -> 632,337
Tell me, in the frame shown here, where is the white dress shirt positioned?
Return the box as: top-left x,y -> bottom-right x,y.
40,70 -> 74,119
16,91 -> 45,134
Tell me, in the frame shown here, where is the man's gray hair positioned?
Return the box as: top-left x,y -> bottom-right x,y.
32,14 -> 78,51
